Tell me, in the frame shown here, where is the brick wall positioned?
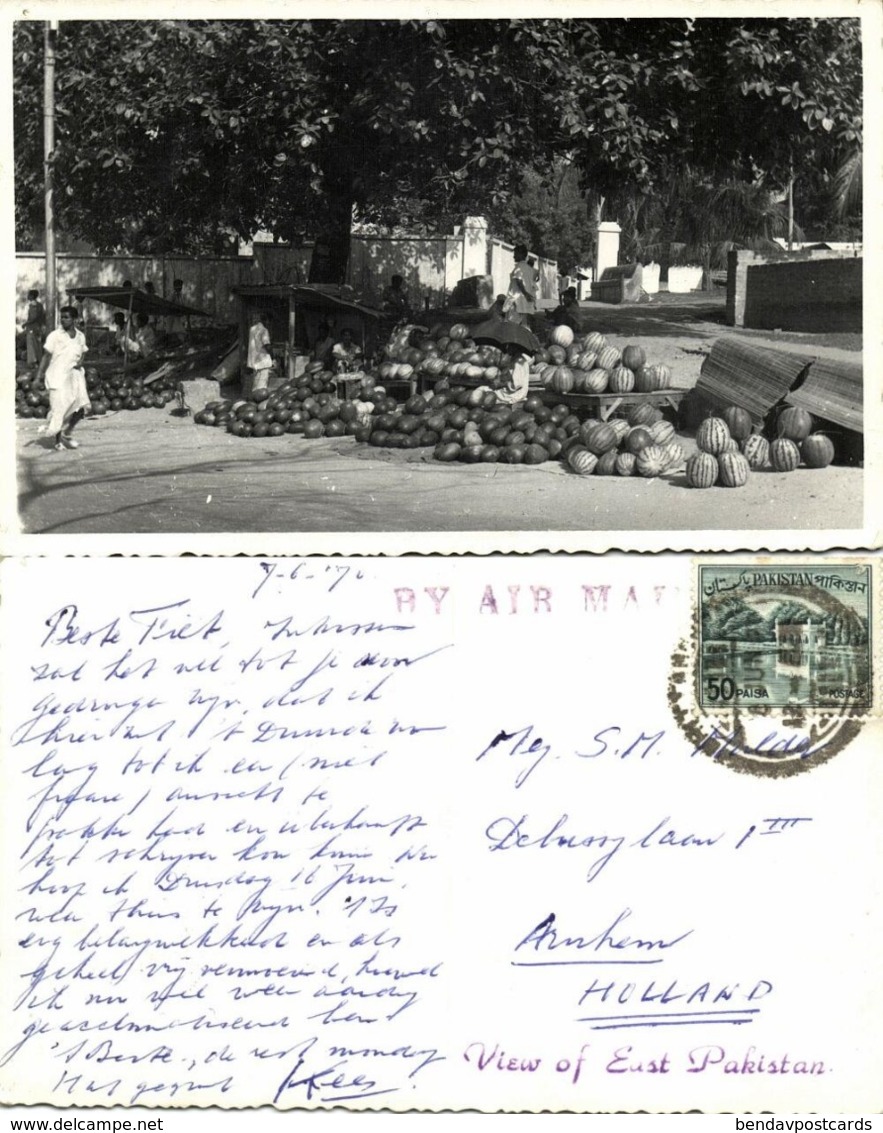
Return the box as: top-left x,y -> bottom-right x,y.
727,250 -> 862,332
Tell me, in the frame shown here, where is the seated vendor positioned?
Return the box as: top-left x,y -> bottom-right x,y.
331,327 -> 363,373
312,321 -> 336,369
550,289 -> 580,332
126,312 -> 158,360
111,312 -> 129,354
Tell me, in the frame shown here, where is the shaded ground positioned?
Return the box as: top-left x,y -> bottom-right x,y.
13,298 -> 864,540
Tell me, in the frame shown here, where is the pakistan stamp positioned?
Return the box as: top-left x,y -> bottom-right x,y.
698,565 -> 872,710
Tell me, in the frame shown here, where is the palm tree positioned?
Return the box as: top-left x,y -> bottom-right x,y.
830,147 -> 862,220
625,168 -> 799,290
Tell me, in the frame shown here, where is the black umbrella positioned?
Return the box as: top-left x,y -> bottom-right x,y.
471,316 -> 542,356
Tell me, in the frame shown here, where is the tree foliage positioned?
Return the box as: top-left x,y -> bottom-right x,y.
488,164 -> 596,274
703,597 -> 868,646
14,18 -> 862,274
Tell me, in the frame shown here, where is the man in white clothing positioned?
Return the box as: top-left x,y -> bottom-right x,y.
503,243 -> 537,325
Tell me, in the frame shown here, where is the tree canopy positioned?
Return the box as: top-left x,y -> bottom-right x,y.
14,18 -> 862,275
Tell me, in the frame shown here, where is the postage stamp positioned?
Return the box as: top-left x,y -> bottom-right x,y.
697,564 -> 872,710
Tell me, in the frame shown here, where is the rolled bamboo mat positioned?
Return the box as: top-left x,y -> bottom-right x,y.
785,356 -> 863,433
696,337 -> 812,423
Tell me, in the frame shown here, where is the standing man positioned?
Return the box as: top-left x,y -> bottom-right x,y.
503,244 -> 537,325
36,304 -> 90,451
166,279 -> 187,340
247,309 -> 275,394
24,289 -> 46,366
382,275 -> 411,320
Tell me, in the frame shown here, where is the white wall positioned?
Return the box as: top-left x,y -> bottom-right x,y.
16,252 -> 254,326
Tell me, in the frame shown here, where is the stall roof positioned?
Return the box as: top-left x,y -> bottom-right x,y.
70,285 -> 211,319
231,283 -> 385,321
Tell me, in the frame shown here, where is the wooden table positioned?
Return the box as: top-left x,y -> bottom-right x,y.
537,388 -> 688,421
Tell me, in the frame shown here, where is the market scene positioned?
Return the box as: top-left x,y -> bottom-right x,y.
11,18 -> 864,537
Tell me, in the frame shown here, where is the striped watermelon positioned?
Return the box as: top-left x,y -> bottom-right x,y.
579,419 -> 604,443
770,437 -> 801,471
550,324 -> 575,348
582,368 -> 609,394
685,452 -> 719,488
567,446 -> 598,476
661,442 -> 685,470
696,417 -> 732,455
718,451 -> 750,487
615,452 -> 637,476
741,433 -> 770,469
648,420 -> 675,446
549,366 -> 576,394
609,419 -> 630,444
627,403 -> 664,427
584,332 -> 607,353
596,450 -> 619,475
583,422 -> 619,455
636,444 -> 668,477
595,346 -> 622,370
634,363 -> 671,392
608,366 -> 635,393
576,351 -> 597,371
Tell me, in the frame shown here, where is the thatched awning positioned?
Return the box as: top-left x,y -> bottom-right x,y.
70,285 -> 210,319
696,337 -> 812,423
785,357 -> 863,433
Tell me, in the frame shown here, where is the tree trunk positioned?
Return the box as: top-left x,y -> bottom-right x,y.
702,247 -> 713,292
308,187 -> 353,285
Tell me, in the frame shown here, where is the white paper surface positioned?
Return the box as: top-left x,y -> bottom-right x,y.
0,555 -> 879,1113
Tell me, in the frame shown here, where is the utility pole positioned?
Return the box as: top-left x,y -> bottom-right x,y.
44,20 -> 58,330
787,160 -> 794,253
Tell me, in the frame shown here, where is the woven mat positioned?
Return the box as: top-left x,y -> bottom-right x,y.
785,357 -> 863,433
696,337 -> 811,421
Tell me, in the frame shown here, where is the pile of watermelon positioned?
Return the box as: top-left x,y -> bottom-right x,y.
532,325 -> 672,396
563,403 -> 685,478
374,321 -> 512,388
685,405 -> 836,489
14,369 -> 49,419
193,363 -> 381,439
369,389 -> 581,463
14,365 -> 178,419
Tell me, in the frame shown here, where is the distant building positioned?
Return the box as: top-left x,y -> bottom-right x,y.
775,620 -> 820,650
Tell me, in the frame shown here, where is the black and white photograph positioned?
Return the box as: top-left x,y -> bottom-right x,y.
5,12 -> 875,549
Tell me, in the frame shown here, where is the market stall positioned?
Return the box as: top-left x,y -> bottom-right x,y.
230,283 -> 387,392
70,285 -> 210,354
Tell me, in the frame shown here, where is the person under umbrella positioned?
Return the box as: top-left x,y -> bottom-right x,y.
471,314 -> 542,357
471,315 -> 541,406
495,344 -> 533,406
